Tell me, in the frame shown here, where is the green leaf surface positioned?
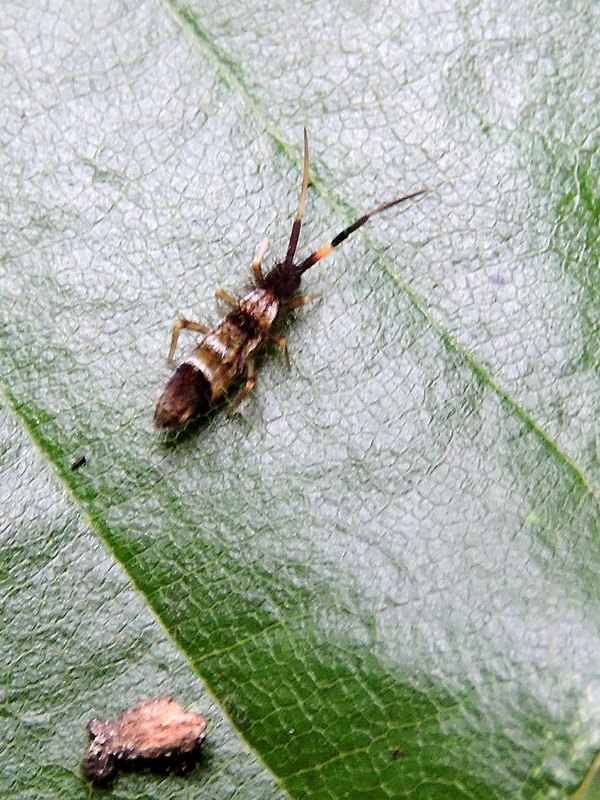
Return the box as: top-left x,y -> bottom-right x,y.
1,0 -> 598,798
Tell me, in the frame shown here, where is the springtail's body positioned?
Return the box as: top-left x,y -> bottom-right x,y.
155,131 -> 424,428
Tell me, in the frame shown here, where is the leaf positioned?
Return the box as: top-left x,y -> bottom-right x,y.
574,755 -> 600,800
0,1 -> 598,798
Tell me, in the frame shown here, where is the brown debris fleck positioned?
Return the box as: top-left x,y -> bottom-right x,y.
80,697 -> 208,784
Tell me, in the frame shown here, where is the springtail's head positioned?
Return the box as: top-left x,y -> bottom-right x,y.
260,261 -> 302,299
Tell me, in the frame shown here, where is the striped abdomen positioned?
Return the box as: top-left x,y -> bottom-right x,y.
154,289 -> 279,428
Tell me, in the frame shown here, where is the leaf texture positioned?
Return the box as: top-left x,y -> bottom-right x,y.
0,0 -> 598,798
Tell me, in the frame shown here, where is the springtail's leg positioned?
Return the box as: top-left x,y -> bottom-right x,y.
269,335 -> 290,369
167,319 -> 210,363
252,237 -> 270,283
284,293 -> 321,310
227,357 -> 257,415
215,289 -> 238,307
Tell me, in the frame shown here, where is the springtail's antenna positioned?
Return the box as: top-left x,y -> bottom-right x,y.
284,128 -> 310,265
297,189 -> 426,275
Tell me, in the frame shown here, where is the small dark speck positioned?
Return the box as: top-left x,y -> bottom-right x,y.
71,455 -> 87,471
392,748 -> 405,761
489,273 -> 506,286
